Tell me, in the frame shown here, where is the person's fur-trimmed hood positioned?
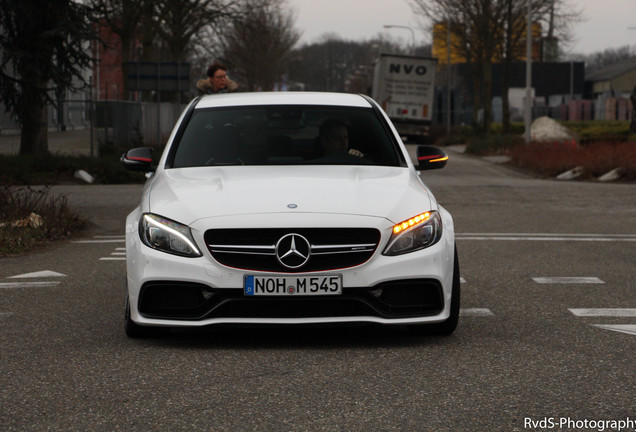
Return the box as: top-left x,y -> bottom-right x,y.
196,77 -> 238,95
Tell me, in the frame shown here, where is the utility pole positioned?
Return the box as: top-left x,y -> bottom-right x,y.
524,0 -> 532,143
446,18 -> 452,135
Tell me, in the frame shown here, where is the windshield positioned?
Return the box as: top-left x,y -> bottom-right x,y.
169,105 -> 405,168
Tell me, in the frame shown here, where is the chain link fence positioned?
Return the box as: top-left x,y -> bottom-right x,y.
0,99 -> 187,155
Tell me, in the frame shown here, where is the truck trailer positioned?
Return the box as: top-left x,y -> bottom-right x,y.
372,54 -> 437,143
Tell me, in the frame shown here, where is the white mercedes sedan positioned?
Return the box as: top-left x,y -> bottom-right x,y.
121,92 -> 459,337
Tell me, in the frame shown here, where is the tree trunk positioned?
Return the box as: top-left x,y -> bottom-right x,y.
19,87 -> 49,155
482,59 -> 493,133
502,56 -> 511,134
471,61 -> 482,130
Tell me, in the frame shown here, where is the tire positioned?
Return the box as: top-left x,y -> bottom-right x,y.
409,246 -> 460,336
124,296 -> 168,338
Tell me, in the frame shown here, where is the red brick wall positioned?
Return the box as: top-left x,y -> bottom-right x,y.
94,21 -> 124,100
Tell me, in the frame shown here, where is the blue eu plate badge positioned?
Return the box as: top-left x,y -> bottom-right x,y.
244,276 -> 255,296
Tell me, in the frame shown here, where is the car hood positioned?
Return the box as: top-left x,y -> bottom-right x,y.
146,165 -> 435,225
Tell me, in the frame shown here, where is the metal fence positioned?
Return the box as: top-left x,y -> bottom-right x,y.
93,100 -> 187,147
1,93 -> 631,155
434,96 -> 633,127
0,99 -> 187,154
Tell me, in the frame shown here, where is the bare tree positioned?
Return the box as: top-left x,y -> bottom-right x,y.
289,36 -> 407,92
410,0 -> 581,132
411,0 -> 507,130
571,45 -> 636,74
498,0 -> 534,133
91,0 -> 151,64
0,0 -> 95,155
540,0 -> 582,58
153,0 -> 243,62
92,0 -> 242,101
216,0 -> 301,91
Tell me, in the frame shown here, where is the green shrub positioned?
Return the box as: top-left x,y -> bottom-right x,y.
565,120 -> 630,143
0,186 -> 86,256
490,123 -> 525,135
465,134 -> 524,155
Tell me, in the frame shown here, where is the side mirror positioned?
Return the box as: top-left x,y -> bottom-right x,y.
121,147 -> 155,172
416,145 -> 448,170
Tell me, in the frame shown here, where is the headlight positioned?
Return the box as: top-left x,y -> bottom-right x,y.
139,213 -> 202,257
383,211 -> 442,256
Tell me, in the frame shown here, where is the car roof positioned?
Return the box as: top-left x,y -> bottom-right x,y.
195,92 -> 374,109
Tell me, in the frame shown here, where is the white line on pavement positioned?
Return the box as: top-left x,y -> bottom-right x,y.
460,308 -> 494,316
8,270 -> 66,279
569,308 -> 636,317
457,237 -> 636,242
0,281 -> 61,289
456,233 -> 636,242
533,277 -> 605,284
72,239 -> 125,244
592,324 -> 636,336
460,233 -> 636,237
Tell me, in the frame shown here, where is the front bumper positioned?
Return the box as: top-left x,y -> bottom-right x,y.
125,208 -> 455,327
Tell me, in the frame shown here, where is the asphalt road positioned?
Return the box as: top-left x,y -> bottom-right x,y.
1,149 -> 635,431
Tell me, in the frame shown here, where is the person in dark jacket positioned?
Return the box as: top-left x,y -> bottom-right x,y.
196,63 -> 238,95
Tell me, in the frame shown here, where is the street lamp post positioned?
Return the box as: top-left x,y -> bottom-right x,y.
383,25 -> 415,55
446,18 -> 451,135
524,0 -> 532,143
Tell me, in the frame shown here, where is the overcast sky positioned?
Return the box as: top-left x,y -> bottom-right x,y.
287,0 -> 636,55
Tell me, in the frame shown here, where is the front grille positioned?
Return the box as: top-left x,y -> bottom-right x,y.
137,279 -> 444,321
204,228 -> 381,273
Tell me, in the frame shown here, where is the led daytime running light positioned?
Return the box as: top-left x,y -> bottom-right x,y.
393,212 -> 431,234
144,214 -> 200,254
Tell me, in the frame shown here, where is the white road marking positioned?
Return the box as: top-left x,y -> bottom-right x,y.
592,324 -> 636,336
533,277 -> 605,284
570,308 -> 636,337
100,246 -> 127,260
8,270 -> 66,279
460,277 -> 467,284
457,233 -> 636,242
460,308 -> 494,316
0,281 -> 61,289
72,239 -> 125,244
569,308 -> 636,317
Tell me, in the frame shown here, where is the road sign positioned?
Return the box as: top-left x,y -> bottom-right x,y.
124,62 -> 190,92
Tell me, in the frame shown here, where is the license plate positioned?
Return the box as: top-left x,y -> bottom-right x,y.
244,274 -> 342,296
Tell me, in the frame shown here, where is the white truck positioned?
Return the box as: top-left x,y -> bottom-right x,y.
372,54 -> 437,143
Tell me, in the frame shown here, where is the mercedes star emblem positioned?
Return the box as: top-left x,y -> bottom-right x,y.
275,233 -> 311,269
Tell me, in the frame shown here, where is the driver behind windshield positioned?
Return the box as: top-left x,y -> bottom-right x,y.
319,119 -> 364,157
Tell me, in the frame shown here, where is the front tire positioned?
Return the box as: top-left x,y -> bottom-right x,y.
124,296 -> 168,338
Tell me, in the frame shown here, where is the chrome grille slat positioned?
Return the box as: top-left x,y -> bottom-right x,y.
208,249 -> 276,256
311,249 -> 374,255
